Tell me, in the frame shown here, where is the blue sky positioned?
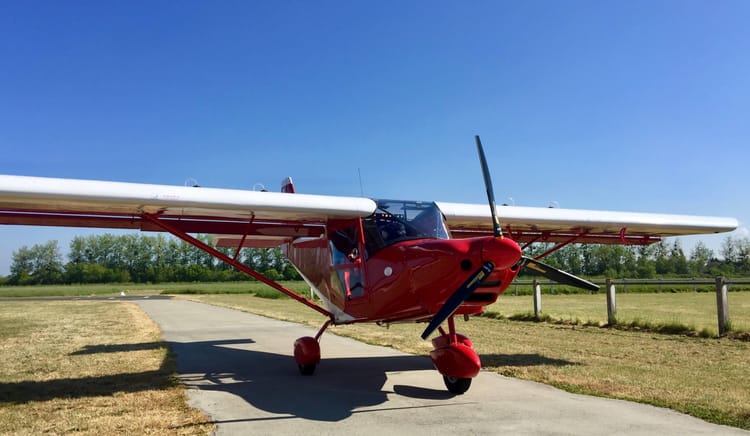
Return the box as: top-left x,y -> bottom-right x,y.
1,1 -> 748,275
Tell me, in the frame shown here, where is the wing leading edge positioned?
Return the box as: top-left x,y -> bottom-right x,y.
0,175 -> 738,247
438,202 -> 739,244
437,202 -> 739,245
0,175 -> 377,245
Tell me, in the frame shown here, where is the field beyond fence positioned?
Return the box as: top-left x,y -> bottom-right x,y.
490,287 -> 750,337
2,279 -> 749,337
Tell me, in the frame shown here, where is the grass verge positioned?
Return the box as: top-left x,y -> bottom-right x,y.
182,293 -> 750,430
0,301 -> 213,435
487,291 -> 750,335
0,281 -> 306,298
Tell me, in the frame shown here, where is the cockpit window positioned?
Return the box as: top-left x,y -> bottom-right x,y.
362,200 -> 449,255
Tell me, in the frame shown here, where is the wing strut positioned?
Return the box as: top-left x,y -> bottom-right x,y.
232,214 -> 256,261
533,231 -> 589,260
140,213 -> 335,320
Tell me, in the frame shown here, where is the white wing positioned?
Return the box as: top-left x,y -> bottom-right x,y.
0,174 -> 738,247
0,175 -> 376,246
438,202 -> 738,244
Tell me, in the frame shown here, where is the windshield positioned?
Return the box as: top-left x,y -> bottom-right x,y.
362,200 -> 449,255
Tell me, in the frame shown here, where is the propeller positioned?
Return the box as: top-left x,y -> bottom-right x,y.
421,261 -> 494,339
478,134 -> 598,292
420,136 -> 598,340
475,135 -> 503,238
421,136 -> 505,340
518,256 -> 599,292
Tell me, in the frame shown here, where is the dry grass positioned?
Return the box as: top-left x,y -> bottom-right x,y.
184,293 -> 750,430
0,301 -> 213,435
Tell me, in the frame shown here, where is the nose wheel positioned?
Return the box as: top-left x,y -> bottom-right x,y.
298,363 -> 317,375
428,316 -> 481,394
443,376 -> 472,394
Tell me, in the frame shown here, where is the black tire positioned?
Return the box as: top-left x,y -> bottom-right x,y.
443,376 -> 472,394
298,364 -> 316,375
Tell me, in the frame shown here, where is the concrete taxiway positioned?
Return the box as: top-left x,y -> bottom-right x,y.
136,299 -> 748,435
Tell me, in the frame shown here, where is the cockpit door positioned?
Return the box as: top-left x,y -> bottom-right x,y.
328,219 -> 367,300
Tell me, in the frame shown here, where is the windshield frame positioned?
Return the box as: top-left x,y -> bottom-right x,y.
361,199 -> 449,256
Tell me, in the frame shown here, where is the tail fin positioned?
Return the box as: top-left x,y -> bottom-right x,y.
281,177 -> 295,193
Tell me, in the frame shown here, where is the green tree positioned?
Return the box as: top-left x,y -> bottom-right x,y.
9,241 -> 64,285
688,241 -> 713,276
668,239 -> 689,276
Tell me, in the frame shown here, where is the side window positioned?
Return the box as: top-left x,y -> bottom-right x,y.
330,226 -> 358,265
329,223 -> 364,299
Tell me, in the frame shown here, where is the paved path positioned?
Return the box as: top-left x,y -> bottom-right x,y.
136,299 -> 747,435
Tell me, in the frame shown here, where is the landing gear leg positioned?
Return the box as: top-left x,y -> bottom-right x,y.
428,316 -> 480,394
294,320 -> 331,376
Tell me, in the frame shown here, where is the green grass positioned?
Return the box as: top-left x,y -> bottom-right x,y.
0,281 -> 308,298
506,279 -> 750,294
486,291 -> 750,336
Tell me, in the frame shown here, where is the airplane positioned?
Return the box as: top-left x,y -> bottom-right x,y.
0,136 -> 738,394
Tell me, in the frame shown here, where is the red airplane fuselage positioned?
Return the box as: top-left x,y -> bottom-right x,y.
283,200 -> 522,325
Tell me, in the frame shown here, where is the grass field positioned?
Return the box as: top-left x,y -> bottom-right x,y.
0,281 -> 305,298
0,301 -> 213,435
487,291 -> 750,335
184,293 -> 750,430
3,282 -> 749,430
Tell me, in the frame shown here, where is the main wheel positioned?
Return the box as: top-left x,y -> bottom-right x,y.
443,376 -> 472,394
298,364 -> 316,375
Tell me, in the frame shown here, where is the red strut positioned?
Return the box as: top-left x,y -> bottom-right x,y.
141,213 -> 334,320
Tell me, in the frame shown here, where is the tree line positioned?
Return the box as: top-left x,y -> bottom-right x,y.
3,233 -> 750,286
4,234 -> 300,286
526,237 -> 750,278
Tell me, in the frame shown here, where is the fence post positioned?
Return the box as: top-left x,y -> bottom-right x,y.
715,276 -> 730,336
533,279 -> 542,319
606,278 -> 617,325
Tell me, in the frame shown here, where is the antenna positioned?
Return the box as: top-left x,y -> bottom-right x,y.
357,168 -> 365,197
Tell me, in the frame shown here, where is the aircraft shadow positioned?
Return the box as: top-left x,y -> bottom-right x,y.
168,338 -> 441,422
479,353 -> 579,367
0,369 -> 172,404
0,339 -> 578,422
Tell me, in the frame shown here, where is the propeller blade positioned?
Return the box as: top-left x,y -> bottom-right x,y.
519,256 -> 599,291
475,135 -> 503,238
421,261 -> 495,339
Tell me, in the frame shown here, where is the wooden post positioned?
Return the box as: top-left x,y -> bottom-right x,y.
716,276 -> 730,336
533,279 -> 542,319
606,278 -> 616,325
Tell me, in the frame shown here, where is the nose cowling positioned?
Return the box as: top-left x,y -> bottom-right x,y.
481,237 -> 522,270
